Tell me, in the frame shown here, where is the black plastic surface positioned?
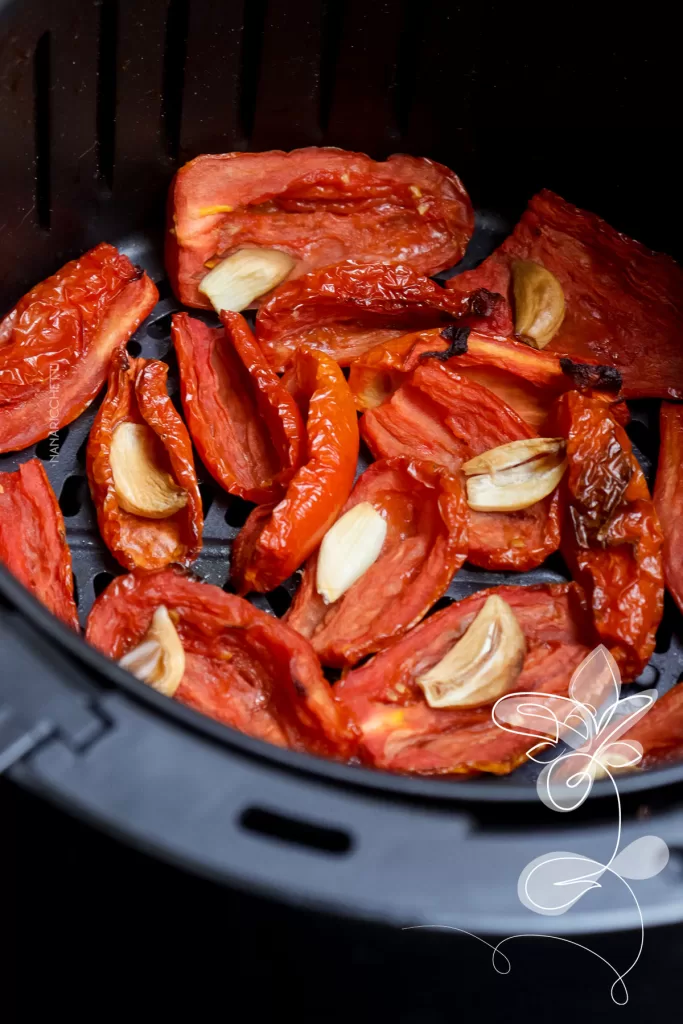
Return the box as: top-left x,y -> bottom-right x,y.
2,0 -> 683,931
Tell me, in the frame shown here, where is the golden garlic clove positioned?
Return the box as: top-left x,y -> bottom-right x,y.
512,261 -> 566,349
316,501 -> 387,604
416,594 -> 526,708
110,421 -> 188,519
463,437 -> 567,512
118,605 -> 185,697
198,247 -> 295,313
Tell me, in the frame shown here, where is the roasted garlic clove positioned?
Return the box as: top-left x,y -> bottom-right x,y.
110,421 -> 188,519
416,594 -> 526,708
463,437 -> 567,512
512,261 -> 566,349
198,247 -> 295,312
119,605 -> 185,697
316,501 -> 387,604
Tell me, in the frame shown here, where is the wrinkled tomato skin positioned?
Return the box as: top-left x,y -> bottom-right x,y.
232,347 -> 359,593
286,457 -> 468,668
166,147 -> 474,308
336,583 -> 595,775
349,327 -> 624,430
86,349 -> 203,571
86,568 -> 358,759
255,262 -> 465,371
0,459 -> 79,630
360,361 -> 561,570
0,243 -> 158,453
550,391 -> 664,681
654,402 -> 683,615
446,189 -> 683,400
172,311 -> 304,503
618,683 -> 683,768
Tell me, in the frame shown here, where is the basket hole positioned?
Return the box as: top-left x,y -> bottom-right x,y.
634,663 -> 659,687
198,482 -> 214,517
155,279 -> 173,301
225,497 -> 255,529
147,312 -> 174,340
266,586 -> 292,617
72,574 -> 80,610
59,475 -> 87,517
655,594 -> 677,654
127,339 -> 142,357
427,595 -> 453,618
93,571 -> 115,598
239,807 -> 352,855
35,427 -> 69,461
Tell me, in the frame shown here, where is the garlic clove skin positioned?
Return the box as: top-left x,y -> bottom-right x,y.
463,437 -> 567,512
316,501 -> 387,605
198,248 -> 295,313
118,605 -> 185,697
512,260 -> 566,349
416,594 -> 526,708
110,421 -> 188,519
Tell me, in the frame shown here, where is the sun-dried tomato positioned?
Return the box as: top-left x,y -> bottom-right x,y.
86,567 -> 357,758
0,459 -> 79,629
550,391 -> 664,680
232,346 -> 359,593
336,583 -> 595,775
172,311 -> 304,503
86,349 -> 203,571
349,325 -> 624,429
0,243 -> 158,453
446,189 -> 683,399
360,361 -> 561,570
166,147 -> 474,308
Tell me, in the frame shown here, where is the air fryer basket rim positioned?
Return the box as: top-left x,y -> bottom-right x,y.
3,0 -> 683,931
4,561 -> 683,806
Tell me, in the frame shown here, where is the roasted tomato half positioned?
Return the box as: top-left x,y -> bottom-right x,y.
286,457 -> 468,668
86,568 -> 358,759
0,458 -> 79,629
0,243 -> 158,453
336,583 -> 595,775
232,346 -> 359,594
446,189 -> 683,400
360,360 -> 561,570
166,147 -> 474,307
550,391 -> 664,681
172,310 -> 304,503
87,349 -> 203,571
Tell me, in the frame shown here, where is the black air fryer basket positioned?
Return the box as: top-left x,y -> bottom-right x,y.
2,0 -> 683,942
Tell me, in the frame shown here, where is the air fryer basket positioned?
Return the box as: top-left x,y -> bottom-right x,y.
2,0 -> 683,934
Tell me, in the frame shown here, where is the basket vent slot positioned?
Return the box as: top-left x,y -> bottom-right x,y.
161,0 -> 189,162
239,806 -> 352,855
238,0 -> 267,142
93,571 -> 116,598
96,0 -> 118,189
33,31 -> 51,230
59,475 -> 87,518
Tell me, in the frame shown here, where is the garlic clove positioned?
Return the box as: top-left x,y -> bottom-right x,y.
416,594 -> 526,708
119,605 -> 185,697
316,501 -> 387,605
198,247 -> 295,313
110,421 -> 188,519
511,261 -> 566,349
463,437 -> 567,512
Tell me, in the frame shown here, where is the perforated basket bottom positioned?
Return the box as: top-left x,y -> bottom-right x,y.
2,218 -> 681,786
